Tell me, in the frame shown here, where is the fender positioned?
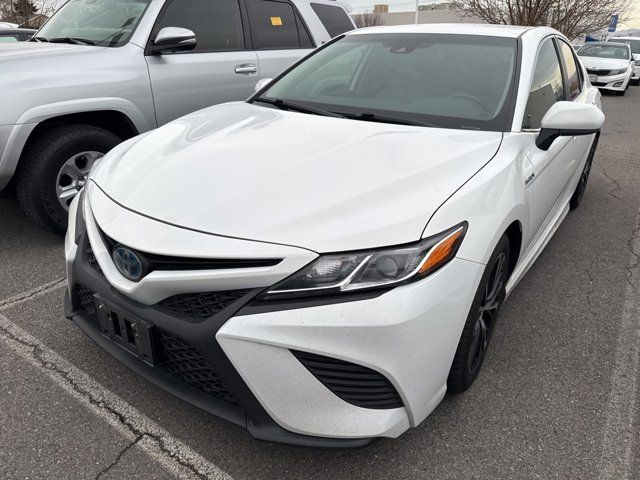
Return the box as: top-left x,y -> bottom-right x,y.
421,134 -> 530,270
0,98 -> 152,190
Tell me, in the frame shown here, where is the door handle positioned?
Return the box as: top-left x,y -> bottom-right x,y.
234,64 -> 257,75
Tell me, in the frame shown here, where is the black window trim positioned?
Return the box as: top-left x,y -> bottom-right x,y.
144,0 -> 253,56
554,36 -> 584,101
243,0 -> 317,51
521,34 -> 564,132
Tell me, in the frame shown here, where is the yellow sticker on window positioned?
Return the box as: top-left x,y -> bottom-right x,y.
270,16 -> 283,26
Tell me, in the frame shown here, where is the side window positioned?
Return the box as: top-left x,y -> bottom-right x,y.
523,39 -> 565,129
310,3 -> 354,38
247,0 -> 312,49
558,40 -> 581,99
155,0 -> 244,52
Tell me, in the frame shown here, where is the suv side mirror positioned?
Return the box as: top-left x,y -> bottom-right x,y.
254,78 -> 273,93
151,27 -> 196,54
536,101 -> 604,151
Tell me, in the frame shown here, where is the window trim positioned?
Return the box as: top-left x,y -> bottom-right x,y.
521,34 -> 565,132
555,36 -> 583,101
242,0 -> 316,51
143,0 -> 252,56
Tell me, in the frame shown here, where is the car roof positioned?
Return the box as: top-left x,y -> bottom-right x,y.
348,23 -> 548,38
586,41 -> 629,47
611,36 -> 640,40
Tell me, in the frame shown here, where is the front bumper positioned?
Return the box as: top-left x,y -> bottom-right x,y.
590,72 -> 631,91
65,189 -> 483,444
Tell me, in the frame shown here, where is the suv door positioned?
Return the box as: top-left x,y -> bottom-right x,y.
245,0 -> 315,79
522,37 -> 588,237
145,0 -> 259,125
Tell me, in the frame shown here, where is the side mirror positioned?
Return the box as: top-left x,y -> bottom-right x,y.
536,101 -> 604,151
254,77 -> 273,93
150,27 -> 196,54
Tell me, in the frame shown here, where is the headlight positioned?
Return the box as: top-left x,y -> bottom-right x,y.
262,222 -> 467,300
635,60 -> 640,66
610,68 -> 628,75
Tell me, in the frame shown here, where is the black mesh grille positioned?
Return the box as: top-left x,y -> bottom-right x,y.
158,290 -> 251,319
587,68 -> 613,76
75,284 -> 97,319
155,329 -> 238,405
86,242 -> 103,275
292,350 -> 403,410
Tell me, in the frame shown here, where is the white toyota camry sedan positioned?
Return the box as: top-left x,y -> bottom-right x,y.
65,24 -> 604,446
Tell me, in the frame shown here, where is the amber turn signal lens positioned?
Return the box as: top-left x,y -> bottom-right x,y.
418,227 -> 466,277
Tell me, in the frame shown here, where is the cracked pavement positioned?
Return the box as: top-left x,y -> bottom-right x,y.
1,88 -> 639,479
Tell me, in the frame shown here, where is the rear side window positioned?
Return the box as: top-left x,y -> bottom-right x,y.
558,40 -> 581,99
310,3 -> 354,38
247,0 -> 314,49
523,39 -> 565,129
155,0 -> 244,52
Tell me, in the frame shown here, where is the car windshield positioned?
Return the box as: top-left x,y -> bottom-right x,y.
579,44 -> 629,60
253,33 -> 518,131
36,0 -> 151,47
610,38 -> 640,54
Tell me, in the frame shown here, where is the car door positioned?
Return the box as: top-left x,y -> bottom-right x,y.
145,0 -> 260,126
522,37 -> 589,237
244,0 -> 315,79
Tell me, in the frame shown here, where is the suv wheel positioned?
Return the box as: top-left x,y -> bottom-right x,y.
16,124 -> 121,232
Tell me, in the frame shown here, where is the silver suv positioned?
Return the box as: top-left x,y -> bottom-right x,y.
0,0 -> 355,231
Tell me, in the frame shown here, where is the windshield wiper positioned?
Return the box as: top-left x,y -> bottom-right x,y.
341,112 -> 437,128
47,37 -> 96,45
253,97 -> 344,118
30,36 -> 49,42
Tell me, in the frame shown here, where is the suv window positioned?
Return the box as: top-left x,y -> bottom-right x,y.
156,0 -> 244,52
523,39 -> 565,129
558,40 -> 581,100
247,0 -> 313,49
310,3 -> 353,38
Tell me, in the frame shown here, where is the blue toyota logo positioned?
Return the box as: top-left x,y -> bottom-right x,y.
112,246 -> 143,281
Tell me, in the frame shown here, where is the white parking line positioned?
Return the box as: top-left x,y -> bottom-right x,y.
598,211 -> 640,480
0,277 -> 67,310
0,310 -> 233,480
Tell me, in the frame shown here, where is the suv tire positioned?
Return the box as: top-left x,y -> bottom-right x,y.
16,124 -> 120,233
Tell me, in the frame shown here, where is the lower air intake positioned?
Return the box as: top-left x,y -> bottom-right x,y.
292,350 -> 403,410
155,329 -> 238,406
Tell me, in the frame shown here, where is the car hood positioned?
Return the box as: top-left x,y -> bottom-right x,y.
91,102 -> 503,253
580,56 -> 630,70
0,40 -> 104,59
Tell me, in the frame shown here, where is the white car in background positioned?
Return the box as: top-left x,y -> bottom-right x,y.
608,36 -> 640,85
65,24 -> 604,446
578,41 -> 633,95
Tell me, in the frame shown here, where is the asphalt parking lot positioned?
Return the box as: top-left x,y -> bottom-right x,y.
1,87 -> 639,480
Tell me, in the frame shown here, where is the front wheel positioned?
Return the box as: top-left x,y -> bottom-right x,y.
447,235 -> 510,393
15,124 -> 120,233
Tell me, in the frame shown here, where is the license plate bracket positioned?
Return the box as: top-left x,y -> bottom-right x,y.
94,294 -> 155,366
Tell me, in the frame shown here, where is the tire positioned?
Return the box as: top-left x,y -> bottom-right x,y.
447,235 -> 510,393
569,133 -> 599,210
15,124 -> 121,233
632,79 -> 640,86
